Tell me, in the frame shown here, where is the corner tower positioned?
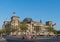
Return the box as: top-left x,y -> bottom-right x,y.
11,16 -> 20,29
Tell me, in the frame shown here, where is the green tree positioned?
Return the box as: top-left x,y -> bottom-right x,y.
56,30 -> 60,36
20,22 -> 28,33
1,29 -> 6,33
46,26 -> 57,35
0,29 -> 6,37
47,27 -> 54,32
56,30 -> 60,34
5,28 -> 12,35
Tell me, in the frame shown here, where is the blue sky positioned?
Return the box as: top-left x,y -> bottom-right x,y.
0,0 -> 60,30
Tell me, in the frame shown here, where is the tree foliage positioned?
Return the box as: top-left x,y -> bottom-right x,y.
20,22 -> 28,32
5,28 -> 12,34
47,27 -> 54,32
56,30 -> 60,34
46,26 -> 57,34
0,29 -> 6,34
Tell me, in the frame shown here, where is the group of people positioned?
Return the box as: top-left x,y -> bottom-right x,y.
22,34 -> 37,39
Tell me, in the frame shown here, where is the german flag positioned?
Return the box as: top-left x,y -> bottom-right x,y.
52,23 -> 56,26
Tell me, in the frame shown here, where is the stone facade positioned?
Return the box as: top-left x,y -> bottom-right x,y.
10,16 -> 20,35
2,16 -> 56,36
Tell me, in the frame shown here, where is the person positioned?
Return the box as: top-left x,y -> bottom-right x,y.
22,36 -> 25,39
